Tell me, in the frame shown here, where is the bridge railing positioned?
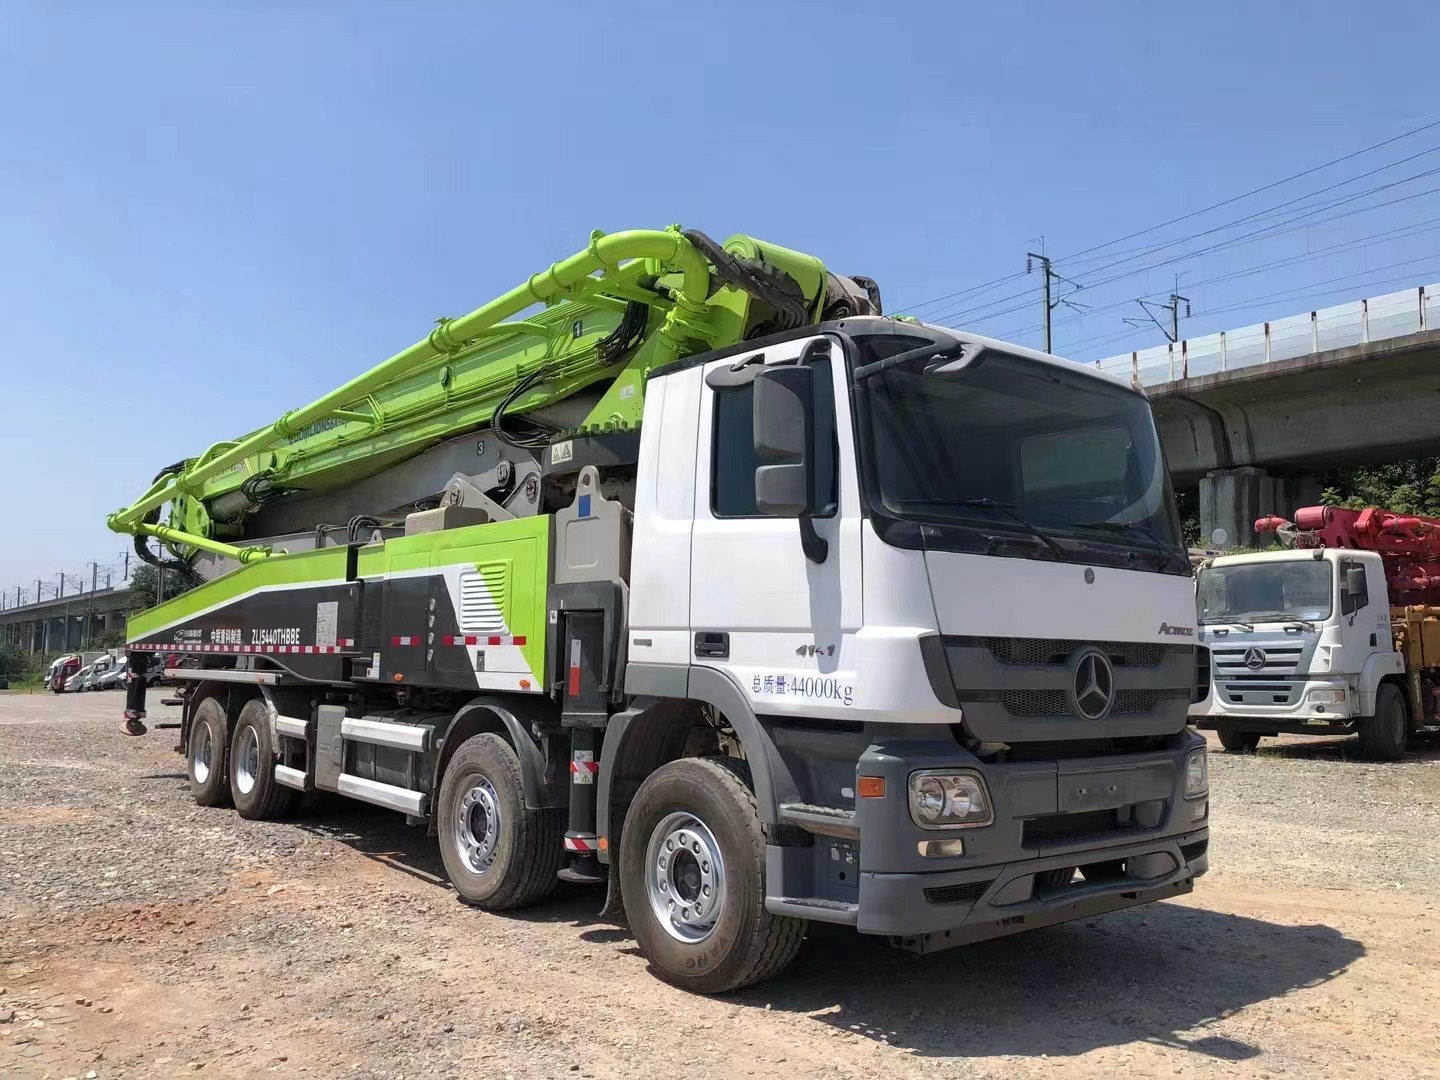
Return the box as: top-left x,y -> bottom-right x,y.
1095,282 -> 1439,388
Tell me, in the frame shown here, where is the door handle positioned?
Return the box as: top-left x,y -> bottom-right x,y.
694,632 -> 729,659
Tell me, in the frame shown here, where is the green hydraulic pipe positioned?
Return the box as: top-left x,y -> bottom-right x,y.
138,522 -> 271,564
329,409 -> 377,424
107,227 -> 710,537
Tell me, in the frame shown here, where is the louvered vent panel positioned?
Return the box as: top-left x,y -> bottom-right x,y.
458,564 -> 508,634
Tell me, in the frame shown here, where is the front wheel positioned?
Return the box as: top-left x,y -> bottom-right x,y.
1217,725 -> 1262,753
436,733 -> 563,910
620,757 -> 804,994
1356,682 -> 1408,761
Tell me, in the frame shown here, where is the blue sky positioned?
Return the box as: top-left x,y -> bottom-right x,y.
4,1 -> 1440,600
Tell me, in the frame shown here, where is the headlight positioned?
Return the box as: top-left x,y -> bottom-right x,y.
1307,688 -> 1346,704
908,770 -> 993,829
1184,747 -> 1208,798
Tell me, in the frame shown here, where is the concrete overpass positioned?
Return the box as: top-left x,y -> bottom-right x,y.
0,586 -> 133,654
1094,282 -> 1440,545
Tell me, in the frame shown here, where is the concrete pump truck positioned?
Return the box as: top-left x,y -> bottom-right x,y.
1192,503 -> 1440,759
108,226 -> 1210,992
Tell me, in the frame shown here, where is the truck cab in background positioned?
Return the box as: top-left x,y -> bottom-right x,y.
1190,494 -> 1440,760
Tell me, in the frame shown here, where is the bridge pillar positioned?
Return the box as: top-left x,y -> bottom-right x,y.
1199,467 -> 1320,547
1200,467 -> 1279,548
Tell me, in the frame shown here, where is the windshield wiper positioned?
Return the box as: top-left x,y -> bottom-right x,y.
1077,519 -> 1185,571
1200,613 -> 1255,631
1243,611 -> 1318,631
961,499 -> 1067,561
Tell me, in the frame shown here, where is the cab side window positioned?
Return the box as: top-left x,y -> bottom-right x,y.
1340,558 -> 1369,615
711,357 -> 837,518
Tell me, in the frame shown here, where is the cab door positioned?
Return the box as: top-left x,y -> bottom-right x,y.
687,334 -> 863,719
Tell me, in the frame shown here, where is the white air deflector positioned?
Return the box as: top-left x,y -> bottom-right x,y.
459,564 -> 508,634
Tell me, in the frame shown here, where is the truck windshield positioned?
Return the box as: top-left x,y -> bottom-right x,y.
1197,561 -> 1333,623
853,336 -> 1181,559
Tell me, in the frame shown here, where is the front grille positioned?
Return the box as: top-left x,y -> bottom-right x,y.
1181,838 -> 1209,863
1194,646 -> 1211,704
999,689 -> 1068,716
1023,808 -> 1145,847
986,638 -> 1167,668
998,688 -> 1184,718
1223,682 -> 1298,706
1212,646 -> 1304,676
924,880 -> 993,905
1113,689 -> 1163,714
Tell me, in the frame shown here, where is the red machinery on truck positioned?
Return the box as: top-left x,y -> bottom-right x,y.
1255,505 -> 1440,605
1191,503 -> 1440,758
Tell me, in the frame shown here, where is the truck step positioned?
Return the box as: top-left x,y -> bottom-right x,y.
274,765 -> 309,792
334,773 -> 427,816
557,863 -> 607,886
778,802 -> 859,840
160,697 -> 184,707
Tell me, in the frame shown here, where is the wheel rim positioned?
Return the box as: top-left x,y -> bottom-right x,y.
192,722 -> 213,785
234,725 -> 259,796
454,776 -> 502,875
645,811 -> 726,944
1391,696 -> 1406,742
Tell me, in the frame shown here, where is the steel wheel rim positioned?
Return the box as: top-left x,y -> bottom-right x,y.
234,725 -> 259,796
1390,695 -> 1406,742
455,776 -> 502,875
192,722 -> 213,785
645,811 -> 726,944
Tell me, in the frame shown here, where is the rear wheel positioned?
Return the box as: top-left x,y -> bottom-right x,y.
188,697 -> 231,808
437,734 -> 563,910
229,699 -> 292,820
1356,682 -> 1408,761
1217,726 -> 1262,753
620,757 -> 804,994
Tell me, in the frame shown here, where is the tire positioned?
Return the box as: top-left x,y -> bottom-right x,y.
1217,726 -> 1262,753
620,757 -> 805,994
436,733 -> 563,910
1356,681 -> 1408,762
188,697 -> 231,808
229,699 -> 292,821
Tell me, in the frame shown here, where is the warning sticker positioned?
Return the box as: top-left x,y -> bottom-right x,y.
551,440 -> 574,464
315,602 -> 338,649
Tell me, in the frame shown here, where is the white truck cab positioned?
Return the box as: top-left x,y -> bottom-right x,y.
1191,547 -> 1408,757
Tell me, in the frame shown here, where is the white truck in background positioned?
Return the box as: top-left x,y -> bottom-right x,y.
1191,504 -> 1440,759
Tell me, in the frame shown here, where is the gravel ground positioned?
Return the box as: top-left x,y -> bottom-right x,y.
2,691 -> 1439,1079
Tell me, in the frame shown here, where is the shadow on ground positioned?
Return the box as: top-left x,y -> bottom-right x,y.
1239,730 -> 1440,762
742,908 -> 1360,1064
276,798 -> 1364,1066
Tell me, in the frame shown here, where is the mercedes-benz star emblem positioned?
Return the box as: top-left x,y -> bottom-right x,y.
1243,647 -> 1267,670
1069,647 -> 1115,721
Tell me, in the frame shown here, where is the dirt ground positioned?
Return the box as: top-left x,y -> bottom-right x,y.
2,692 -> 1439,1079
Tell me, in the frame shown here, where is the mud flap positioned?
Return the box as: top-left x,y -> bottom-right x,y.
597,857 -> 627,925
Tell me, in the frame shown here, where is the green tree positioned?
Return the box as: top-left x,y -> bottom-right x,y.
1317,458 -> 1440,517
0,642 -> 28,680
127,563 -> 202,612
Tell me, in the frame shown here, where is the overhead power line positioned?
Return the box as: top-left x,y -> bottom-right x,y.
1055,113 -> 1440,265
895,113 -> 1440,319
988,214 -> 1440,342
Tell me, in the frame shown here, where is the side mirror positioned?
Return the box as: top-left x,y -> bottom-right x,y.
1345,567 -> 1365,597
752,365 -> 813,518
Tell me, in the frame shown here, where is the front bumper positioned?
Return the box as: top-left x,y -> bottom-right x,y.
1195,677 -> 1353,725
764,727 -> 1209,946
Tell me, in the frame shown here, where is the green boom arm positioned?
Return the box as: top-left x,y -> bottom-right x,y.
107,226 -> 843,564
